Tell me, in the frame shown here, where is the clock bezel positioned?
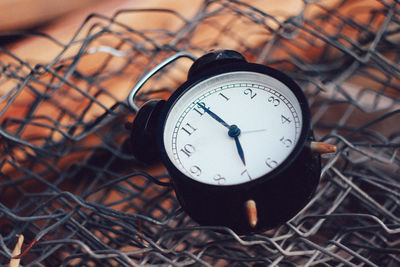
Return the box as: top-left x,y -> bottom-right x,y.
157,61 -> 311,190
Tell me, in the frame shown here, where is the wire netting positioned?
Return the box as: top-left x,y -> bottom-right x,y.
0,0 -> 399,266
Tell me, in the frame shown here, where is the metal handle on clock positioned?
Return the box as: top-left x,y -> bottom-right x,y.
127,51 -> 197,112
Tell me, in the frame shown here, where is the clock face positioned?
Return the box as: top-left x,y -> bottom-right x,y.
162,71 -> 304,186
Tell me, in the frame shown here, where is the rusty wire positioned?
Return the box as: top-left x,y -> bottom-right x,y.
0,0 -> 399,266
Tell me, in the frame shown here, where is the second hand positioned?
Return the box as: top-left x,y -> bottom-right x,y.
241,129 -> 267,134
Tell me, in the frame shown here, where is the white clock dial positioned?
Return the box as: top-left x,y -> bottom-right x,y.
163,71 -> 303,186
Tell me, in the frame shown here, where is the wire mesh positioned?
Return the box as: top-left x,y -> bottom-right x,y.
0,0 -> 399,266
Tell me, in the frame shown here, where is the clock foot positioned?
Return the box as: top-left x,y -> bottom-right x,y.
245,199 -> 258,228
310,141 -> 337,154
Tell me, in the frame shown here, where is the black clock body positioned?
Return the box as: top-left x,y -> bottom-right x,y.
131,50 -> 321,234
156,51 -> 320,234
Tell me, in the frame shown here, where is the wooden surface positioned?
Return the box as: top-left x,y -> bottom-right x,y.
0,0 -> 106,32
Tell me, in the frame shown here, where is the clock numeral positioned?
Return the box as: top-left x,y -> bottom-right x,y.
190,165 -> 202,176
265,157 -> 278,169
194,102 -> 208,116
213,174 -> 226,185
244,88 -> 257,99
280,137 -> 293,148
281,115 -> 292,124
180,144 -> 195,157
241,169 -> 252,180
219,92 -> 230,101
181,123 -> 197,135
268,96 -> 280,107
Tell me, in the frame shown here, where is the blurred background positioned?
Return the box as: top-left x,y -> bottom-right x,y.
0,0 -> 399,266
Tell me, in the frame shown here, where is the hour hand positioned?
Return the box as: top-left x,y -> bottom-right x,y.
197,102 -> 230,129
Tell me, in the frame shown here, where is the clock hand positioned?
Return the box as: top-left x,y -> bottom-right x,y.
234,136 -> 246,166
196,103 -> 246,165
241,129 -> 267,134
197,102 -> 230,129
228,125 -> 246,166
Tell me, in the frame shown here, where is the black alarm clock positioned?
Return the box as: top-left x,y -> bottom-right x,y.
129,50 -> 336,234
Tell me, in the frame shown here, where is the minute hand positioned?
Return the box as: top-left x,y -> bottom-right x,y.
197,102 -> 230,129
197,102 -> 246,166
